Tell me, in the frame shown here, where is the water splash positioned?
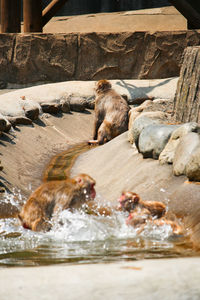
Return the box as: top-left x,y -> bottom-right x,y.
0,191 -> 196,267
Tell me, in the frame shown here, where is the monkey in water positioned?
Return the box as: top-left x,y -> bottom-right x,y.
118,191 -> 184,235
88,80 -> 130,145
118,191 -> 166,218
19,173 -> 96,232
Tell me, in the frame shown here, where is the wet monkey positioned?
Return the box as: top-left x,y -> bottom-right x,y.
89,80 -> 130,145
19,174 -> 96,232
118,191 -> 166,218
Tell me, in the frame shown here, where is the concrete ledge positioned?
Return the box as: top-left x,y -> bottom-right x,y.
0,258 -> 200,300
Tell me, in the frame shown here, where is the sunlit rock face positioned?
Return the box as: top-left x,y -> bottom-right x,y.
0,31 -> 200,86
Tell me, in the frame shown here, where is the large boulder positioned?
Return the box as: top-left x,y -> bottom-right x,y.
186,145 -> 200,182
128,112 -> 168,145
173,132 -> 200,176
138,124 -> 179,159
159,122 -> 200,165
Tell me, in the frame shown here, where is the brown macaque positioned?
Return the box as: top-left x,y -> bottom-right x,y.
126,207 -> 152,227
18,174 -> 96,232
126,213 -> 184,236
89,79 -> 130,145
118,191 -> 166,218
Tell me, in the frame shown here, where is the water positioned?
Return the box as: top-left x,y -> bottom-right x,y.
0,190 -> 197,267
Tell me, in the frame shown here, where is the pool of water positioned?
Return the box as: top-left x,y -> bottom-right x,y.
0,190 -> 197,267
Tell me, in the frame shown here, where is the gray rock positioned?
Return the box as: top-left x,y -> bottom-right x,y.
84,95 -> 95,109
186,144 -> 200,182
0,113 -> 11,133
173,132 -> 200,176
41,103 -> 61,114
68,95 -> 87,112
159,122 -> 200,165
60,99 -> 70,113
128,115 -> 162,146
7,116 -> 33,126
138,124 -> 179,159
0,117 -> 7,132
25,107 -> 40,120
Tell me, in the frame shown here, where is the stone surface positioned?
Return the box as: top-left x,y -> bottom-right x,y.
0,79 -> 177,134
138,124 -> 179,159
41,103 -> 61,114
173,132 -> 200,176
68,94 -> 87,112
0,31 -> 200,85
0,258 -> 200,300
43,6 -> 187,33
128,113 -> 168,145
0,113 -> 8,132
186,145 -> 200,182
159,122 -> 200,165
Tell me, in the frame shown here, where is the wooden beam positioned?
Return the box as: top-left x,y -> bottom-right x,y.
42,0 -> 69,27
23,0 -> 42,32
1,0 -> 21,33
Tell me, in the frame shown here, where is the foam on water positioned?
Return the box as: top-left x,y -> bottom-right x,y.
0,190 -> 195,267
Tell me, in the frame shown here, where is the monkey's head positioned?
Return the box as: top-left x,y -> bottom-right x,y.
95,80 -> 112,94
74,173 -> 96,200
118,191 -> 140,212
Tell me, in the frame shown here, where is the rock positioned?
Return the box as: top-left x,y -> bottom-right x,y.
0,80 -> 7,89
0,187 -> 5,193
0,115 -> 7,132
159,122 -> 200,165
128,96 -> 154,105
41,103 -> 61,114
60,98 -> 70,113
0,160 -> 3,171
68,95 -> 87,112
25,107 -> 40,120
186,145 -> 200,182
128,112 -> 168,145
173,132 -> 200,176
138,124 -> 179,159
6,116 -> 33,126
84,96 -> 95,109
0,32 -> 200,85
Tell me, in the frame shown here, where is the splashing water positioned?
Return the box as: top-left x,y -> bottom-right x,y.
0,190 -> 196,267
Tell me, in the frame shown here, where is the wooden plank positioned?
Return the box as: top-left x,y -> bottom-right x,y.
23,0 -> 42,32
42,0 -> 69,27
1,0 -> 21,33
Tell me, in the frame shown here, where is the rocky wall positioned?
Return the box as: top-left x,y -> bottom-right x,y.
1,30 -> 200,86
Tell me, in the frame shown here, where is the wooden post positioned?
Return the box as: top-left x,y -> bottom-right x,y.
173,46 -> 200,124
23,0 -> 42,32
1,0 -> 21,33
42,0 -> 69,27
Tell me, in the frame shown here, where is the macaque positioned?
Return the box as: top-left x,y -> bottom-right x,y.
89,79 -> 130,145
120,191 -> 184,236
126,212 -> 184,236
18,174 -> 96,232
118,191 -> 166,218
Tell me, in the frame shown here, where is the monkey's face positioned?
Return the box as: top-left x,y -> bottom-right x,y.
118,192 -> 140,212
75,174 -> 96,201
95,80 -> 112,94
